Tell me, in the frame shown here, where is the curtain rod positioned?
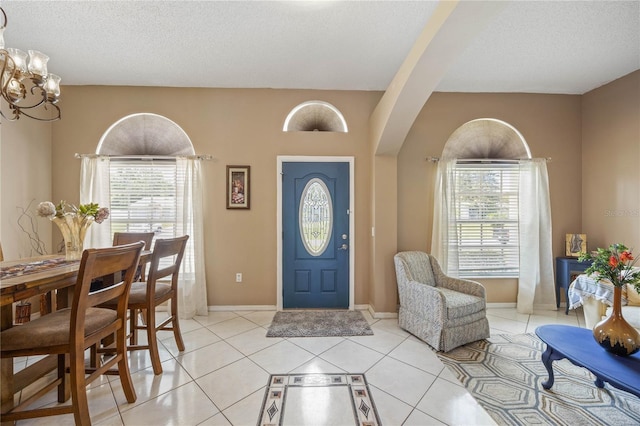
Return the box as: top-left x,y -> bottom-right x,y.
426,157 -> 551,163
75,153 -> 214,161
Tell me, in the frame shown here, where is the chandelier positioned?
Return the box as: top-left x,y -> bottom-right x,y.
0,7 -> 61,122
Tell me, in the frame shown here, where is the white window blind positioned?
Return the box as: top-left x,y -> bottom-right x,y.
450,162 -> 519,278
109,160 -> 180,241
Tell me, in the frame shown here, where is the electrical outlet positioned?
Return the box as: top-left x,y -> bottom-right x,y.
235,273 -> 242,283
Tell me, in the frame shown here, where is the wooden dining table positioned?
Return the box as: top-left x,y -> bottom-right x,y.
0,251 -> 150,422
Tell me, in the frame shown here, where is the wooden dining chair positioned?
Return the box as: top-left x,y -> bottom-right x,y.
112,232 -> 155,280
101,235 -> 189,375
0,241 -> 144,425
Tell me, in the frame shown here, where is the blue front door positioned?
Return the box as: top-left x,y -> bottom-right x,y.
282,162 -> 349,308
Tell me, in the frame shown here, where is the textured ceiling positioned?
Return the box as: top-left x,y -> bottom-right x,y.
2,1 -> 639,94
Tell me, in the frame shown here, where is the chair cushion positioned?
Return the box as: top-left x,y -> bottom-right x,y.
127,282 -> 173,305
401,252 -> 436,287
439,287 -> 485,320
1,308 -> 117,353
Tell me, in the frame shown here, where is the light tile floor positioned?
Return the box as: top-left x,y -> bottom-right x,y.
13,306 -> 585,425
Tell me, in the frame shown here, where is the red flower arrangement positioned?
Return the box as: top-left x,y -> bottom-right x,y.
579,243 -> 640,291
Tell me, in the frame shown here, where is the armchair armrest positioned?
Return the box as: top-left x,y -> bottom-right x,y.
398,279 -> 446,320
439,275 -> 486,298
429,255 -> 486,298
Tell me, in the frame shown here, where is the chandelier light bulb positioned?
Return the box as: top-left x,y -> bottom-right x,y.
44,73 -> 61,100
27,50 -> 48,79
0,26 -> 4,49
6,77 -> 25,102
7,48 -> 27,76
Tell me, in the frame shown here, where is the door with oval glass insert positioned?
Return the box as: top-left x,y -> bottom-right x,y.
282,162 -> 349,308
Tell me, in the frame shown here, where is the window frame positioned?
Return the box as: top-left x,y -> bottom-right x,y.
449,161 -> 520,278
108,158 -> 180,242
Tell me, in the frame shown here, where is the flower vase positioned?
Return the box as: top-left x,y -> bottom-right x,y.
592,286 -> 640,356
52,214 -> 94,261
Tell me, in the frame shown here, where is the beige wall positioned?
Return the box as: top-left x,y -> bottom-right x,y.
50,86 -> 381,308
0,119 -> 52,260
2,71 -> 636,312
370,155 -> 399,313
581,70 -> 640,251
398,92 -> 583,302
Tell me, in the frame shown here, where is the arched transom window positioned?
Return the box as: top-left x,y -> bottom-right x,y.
283,101 -> 348,132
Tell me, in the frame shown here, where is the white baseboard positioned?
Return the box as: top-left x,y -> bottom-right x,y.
205,304 -> 398,319
363,304 -> 398,319
209,305 -> 277,312
487,302 -> 517,309
487,302 -> 562,311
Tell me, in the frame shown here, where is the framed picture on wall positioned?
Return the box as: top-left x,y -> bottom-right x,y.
227,165 -> 250,209
565,233 -> 587,257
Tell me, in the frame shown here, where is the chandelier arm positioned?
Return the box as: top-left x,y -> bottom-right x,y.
0,49 -> 17,95
12,103 -> 61,122
18,84 -> 49,109
0,108 -> 18,121
1,49 -> 26,110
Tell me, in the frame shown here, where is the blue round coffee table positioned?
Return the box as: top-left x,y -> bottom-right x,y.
535,324 -> 640,397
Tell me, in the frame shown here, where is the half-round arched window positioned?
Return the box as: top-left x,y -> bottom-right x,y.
441,118 -> 530,160
283,101 -> 348,133
94,113 -> 195,246
96,113 -> 194,155
437,118 -> 533,279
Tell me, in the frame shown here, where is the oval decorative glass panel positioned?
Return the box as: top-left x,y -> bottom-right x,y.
299,178 -> 333,256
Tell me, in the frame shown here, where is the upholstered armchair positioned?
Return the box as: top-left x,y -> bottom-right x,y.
394,251 -> 490,352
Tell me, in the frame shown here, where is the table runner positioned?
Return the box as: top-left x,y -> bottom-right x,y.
0,258 -> 78,279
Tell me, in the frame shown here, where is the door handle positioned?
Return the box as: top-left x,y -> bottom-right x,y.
339,244 -> 348,251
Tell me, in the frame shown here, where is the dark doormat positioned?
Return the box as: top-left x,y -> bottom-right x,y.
266,310 -> 374,338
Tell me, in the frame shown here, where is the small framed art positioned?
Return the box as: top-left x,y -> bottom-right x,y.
565,233 -> 587,257
227,165 -> 250,209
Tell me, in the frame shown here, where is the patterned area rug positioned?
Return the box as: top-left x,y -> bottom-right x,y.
437,333 -> 640,425
258,373 -> 380,425
266,310 -> 373,337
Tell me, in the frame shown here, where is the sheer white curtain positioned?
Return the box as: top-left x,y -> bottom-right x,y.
80,156 -> 111,249
176,157 -> 208,318
81,155 -> 208,318
432,158 -> 554,313
431,159 -> 459,274
517,159 -> 554,313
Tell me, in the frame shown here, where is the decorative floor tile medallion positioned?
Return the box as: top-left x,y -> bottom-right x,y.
258,373 -> 380,426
